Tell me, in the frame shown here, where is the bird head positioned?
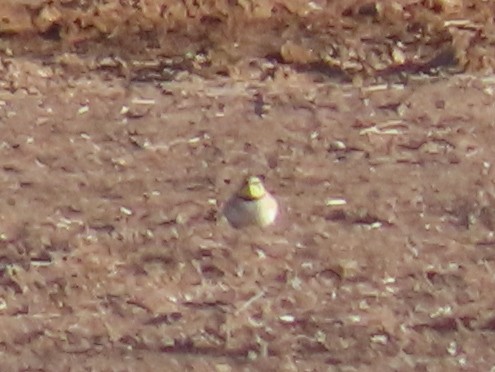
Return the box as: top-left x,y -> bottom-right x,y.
237,176 -> 267,201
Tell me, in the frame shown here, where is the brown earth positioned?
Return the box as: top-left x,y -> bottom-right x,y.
3,0 -> 495,79
3,1 -> 495,371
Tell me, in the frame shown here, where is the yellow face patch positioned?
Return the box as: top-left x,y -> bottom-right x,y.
237,176 -> 267,201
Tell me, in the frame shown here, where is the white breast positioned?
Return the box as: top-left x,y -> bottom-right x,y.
223,193 -> 278,228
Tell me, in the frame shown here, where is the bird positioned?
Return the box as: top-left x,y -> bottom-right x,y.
223,176 -> 279,228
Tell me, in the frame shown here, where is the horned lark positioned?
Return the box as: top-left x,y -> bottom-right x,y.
223,176 -> 278,228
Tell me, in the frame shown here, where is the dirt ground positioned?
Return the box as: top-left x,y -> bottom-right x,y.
3,1 -> 495,371
3,54 -> 495,371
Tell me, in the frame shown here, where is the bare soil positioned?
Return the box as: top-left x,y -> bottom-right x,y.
3,1 -> 495,371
